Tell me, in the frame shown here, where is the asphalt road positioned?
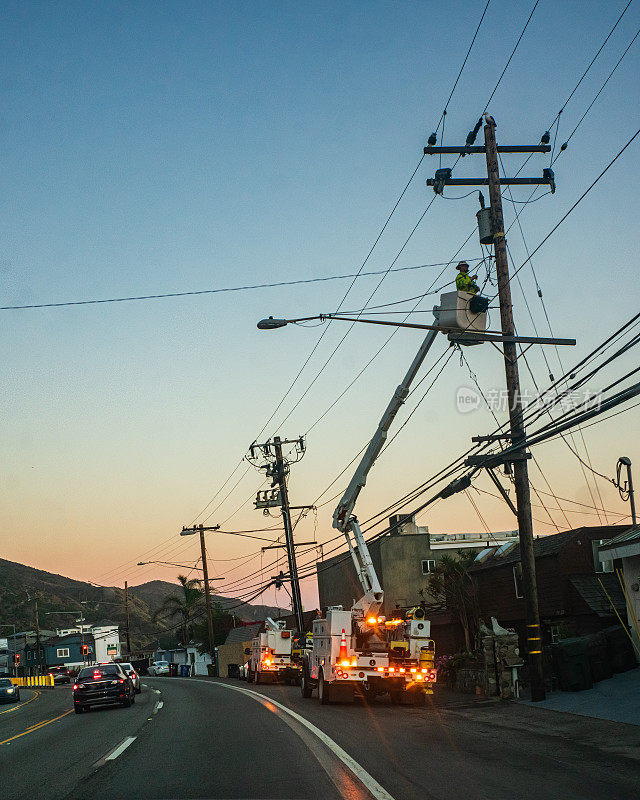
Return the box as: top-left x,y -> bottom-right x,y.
1,677 -> 638,800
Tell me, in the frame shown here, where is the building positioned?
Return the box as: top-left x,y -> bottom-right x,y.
152,645 -> 213,675
471,525 -> 629,653
317,514 -> 519,616
91,626 -> 121,662
599,526 -> 640,651
42,623 -> 121,669
44,633 -> 94,669
216,624 -> 261,679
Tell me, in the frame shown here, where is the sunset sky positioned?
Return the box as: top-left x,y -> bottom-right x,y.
2,1 -> 639,611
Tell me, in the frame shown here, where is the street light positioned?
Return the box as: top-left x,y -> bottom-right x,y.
179,524 -> 220,674
257,314 -> 448,333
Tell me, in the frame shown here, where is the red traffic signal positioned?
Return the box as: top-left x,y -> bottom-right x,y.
82,644 -> 89,655
14,653 -> 20,664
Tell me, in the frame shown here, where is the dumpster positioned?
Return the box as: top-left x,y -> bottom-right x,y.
169,663 -> 178,677
179,664 -> 191,677
602,625 -> 638,673
551,638 -> 592,692
586,632 -> 613,682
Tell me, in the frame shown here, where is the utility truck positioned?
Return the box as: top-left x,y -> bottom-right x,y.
301,291 -> 487,704
248,618 -> 300,685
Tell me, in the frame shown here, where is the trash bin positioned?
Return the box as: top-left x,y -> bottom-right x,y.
169,663 -> 178,677
602,625 -> 638,673
586,632 -> 613,682
551,637 -> 593,692
207,664 -> 216,676
179,664 -> 191,677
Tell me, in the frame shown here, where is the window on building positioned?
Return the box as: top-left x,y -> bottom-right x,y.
57,648 -> 70,658
421,559 -> 436,575
513,564 -> 524,598
593,540 -> 614,573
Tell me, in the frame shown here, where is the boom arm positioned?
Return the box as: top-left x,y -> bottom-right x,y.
333,324 -> 440,533
332,312 -> 442,616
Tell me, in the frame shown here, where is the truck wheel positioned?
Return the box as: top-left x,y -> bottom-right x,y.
318,671 -> 331,705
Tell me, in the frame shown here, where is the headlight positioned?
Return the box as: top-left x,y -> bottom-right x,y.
6,688 -> 14,694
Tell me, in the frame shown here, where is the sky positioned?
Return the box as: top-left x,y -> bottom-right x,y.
1,0 -> 639,612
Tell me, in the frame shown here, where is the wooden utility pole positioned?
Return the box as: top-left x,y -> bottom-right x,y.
483,118 -> 545,701
424,118 -> 559,702
199,527 -> 217,672
124,581 -> 131,655
273,436 -> 305,638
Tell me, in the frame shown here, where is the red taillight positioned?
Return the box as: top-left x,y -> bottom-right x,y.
119,678 -> 126,683
131,672 -> 137,679
73,684 -> 78,690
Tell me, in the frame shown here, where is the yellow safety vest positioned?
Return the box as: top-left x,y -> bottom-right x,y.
456,273 -> 478,294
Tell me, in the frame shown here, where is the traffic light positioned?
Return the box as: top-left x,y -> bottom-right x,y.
14,653 -> 20,665
82,644 -> 89,655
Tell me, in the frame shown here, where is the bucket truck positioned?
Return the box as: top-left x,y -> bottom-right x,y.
249,618 -> 300,685
300,292 -> 487,704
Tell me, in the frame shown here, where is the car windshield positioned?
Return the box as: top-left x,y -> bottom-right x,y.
78,665 -> 119,679
0,679 -> 12,687
119,663 -> 133,671
155,661 -> 168,666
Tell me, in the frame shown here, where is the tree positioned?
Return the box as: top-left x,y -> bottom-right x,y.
191,602 -> 235,654
427,551 -> 479,651
155,575 -> 204,651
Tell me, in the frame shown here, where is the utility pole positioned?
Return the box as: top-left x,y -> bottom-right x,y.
249,436 -> 312,638
273,436 -> 305,638
615,457 -> 637,527
198,526 -> 217,671
483,118 -> 545,702
425,116 -> 554,701
124,581 -> 131,655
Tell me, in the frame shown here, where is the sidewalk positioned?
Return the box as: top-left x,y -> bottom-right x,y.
520,666 -> 640,726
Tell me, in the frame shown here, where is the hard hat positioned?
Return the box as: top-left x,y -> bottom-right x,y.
456,261 -> 470,271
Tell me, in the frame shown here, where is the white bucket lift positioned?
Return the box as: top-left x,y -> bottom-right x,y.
437,290 -> 487,343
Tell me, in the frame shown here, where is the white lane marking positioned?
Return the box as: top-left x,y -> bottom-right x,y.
153,700 -> 163,714
105,736 -> 136,761
205,681 -> 395,800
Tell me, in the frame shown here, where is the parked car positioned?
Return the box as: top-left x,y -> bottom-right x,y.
73,663 -> 135,714
148,660 -> 169,676
118,662 -> 141,693
0,678 -> 20,703
48,666 -> 72,684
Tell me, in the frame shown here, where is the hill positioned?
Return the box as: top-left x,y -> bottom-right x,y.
0,558 -> 287,650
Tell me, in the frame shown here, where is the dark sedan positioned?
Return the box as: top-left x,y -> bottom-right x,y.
73,663 -> 135,714
48,666 -> 72,684
0,678 -> 20,703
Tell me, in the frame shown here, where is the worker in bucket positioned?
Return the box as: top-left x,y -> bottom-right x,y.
455,261 -> 480,294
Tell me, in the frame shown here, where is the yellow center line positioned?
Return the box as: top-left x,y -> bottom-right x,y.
0,690 -> 40,715
0,710 -> 73,746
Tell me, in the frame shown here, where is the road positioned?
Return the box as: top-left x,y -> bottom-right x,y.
1,677 -> 639,799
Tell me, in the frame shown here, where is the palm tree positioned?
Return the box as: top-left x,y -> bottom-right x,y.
155,576 -> 204,659
427,551 -> 479,651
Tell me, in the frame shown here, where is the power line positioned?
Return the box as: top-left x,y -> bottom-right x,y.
0,258 -> 470,313
483,0 -> 540,111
